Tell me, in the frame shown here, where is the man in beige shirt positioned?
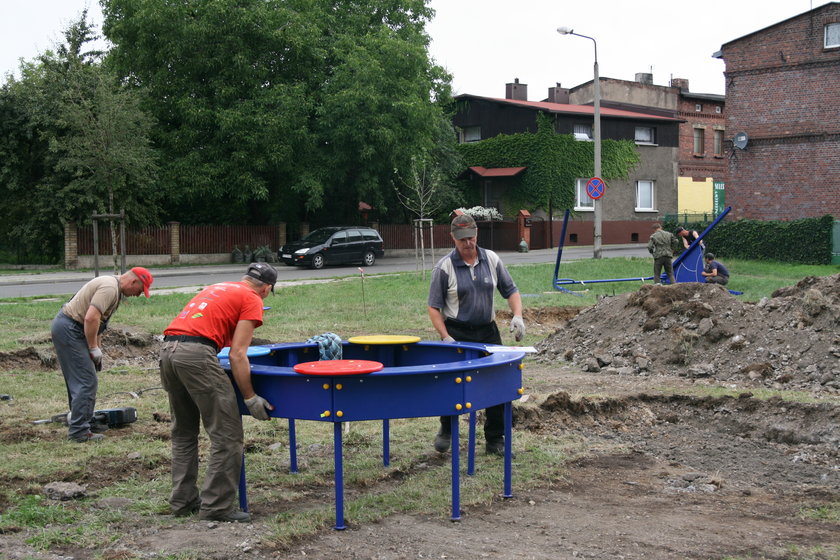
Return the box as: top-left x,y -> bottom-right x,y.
51,267 -> 153,442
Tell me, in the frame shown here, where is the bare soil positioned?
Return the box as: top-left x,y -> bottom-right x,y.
2,275 -> 839,559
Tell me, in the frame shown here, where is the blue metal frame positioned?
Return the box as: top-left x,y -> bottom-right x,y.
553,207 -> 733,291
224,340 -> 525,529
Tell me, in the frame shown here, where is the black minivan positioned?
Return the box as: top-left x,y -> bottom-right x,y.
278,227 -> 385,269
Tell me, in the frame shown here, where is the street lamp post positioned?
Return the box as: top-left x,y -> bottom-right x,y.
557,27 -> 602,259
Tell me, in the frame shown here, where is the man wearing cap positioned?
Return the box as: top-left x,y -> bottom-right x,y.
701,253 -> 730,286
428,213 -> 525,456
51,267 -> 154,443
675,226 -> 704,252
159,262 -> 277,523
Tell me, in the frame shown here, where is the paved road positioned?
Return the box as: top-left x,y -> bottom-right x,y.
0,244 -> 649,298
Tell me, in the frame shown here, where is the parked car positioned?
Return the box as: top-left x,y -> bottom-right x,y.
278,227 -> 385,269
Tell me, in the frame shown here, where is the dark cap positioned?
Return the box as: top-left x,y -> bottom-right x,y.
451,214 -> 477,240
675,226 -> 686,234
705,252 -> 715,260
246,262 -> 277,293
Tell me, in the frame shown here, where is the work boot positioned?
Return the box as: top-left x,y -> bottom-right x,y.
69,432 -> 105,443
485,438 -> 515,458
89,421 -> 109,434
172,499 -> 201,518
433,430 -> 451,453
199,510 -> 251,523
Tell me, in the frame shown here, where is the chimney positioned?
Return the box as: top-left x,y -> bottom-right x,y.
547,83 -> 570,104
505,78 -> 528,101
670,78 -> 689,91
635,72 -> 653,85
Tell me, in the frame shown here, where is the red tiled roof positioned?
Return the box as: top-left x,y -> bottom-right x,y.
457,94 -> 683,122
468,166 -> 527,177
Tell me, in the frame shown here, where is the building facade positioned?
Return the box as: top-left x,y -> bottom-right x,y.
715,2 -> 840,221
453,80 -> 683,247
571,75 -> 726,217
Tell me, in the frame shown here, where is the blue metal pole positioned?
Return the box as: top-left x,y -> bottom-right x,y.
467,411 -> 476,476
288,419 -> 298,473
238,453 -> 249,512
503,402 -> 513,498
383,419 -> 390,466
333,421 -> 345,530
450,415 -> 461,521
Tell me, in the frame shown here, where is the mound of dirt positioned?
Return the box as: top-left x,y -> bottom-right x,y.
536,274 -> 840,393
0,324 -> 160,372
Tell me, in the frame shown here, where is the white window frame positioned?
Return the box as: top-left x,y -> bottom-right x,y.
573,123 -> 592,141
693,127 -> 705,155
461,126 -> 481,143
715,106 -> 722,114
635,180 -> 655,212
713,129 -> 724,157
695,103 -> 703,112
825,23 -> 840,48
574,178 -> 594,211
634,126 -> 656,145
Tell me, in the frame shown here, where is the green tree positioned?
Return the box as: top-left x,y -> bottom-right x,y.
102,0 -> 455,226
0,12 -> 159,264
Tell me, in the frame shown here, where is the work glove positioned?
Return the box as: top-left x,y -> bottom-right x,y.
442,336 -> 456,343
244,394 -> 273,421
89,347 -> 103,371
509,316 -> 526,342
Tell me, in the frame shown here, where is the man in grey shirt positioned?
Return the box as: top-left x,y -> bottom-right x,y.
427,214 -> 525,456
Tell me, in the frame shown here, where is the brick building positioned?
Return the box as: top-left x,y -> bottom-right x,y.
570,75 -> 726,216
715,2 -> 840,221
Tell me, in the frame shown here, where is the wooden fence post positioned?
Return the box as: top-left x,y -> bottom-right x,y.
64,221 -> 78,270
169,221 -> 181,265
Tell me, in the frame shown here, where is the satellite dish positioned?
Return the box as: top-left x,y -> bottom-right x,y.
733,132 -> 749,150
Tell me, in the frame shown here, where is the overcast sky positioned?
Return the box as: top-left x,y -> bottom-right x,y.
2,0 -> 832,97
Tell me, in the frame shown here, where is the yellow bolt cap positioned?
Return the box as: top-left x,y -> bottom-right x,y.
455,377 -> 462,384
466,376 -> 472,382
455,403 -> 463,410
466,402 -> 472,409
336,410 -> 343,417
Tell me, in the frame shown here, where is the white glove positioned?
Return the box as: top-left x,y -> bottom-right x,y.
509,316 -> 526,342
89,347 -> 103,371
442,336 -> 456,343
244,394 -> 273,421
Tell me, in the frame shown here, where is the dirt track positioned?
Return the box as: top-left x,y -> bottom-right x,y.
1,275 -> 839,559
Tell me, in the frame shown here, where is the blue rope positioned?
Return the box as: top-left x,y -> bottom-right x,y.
306,332 -> 343,360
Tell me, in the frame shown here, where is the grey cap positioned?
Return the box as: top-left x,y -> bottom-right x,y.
246,262 -> 278,293
451,214 -> 477,240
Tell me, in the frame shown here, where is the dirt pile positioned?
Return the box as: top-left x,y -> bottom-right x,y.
536,274 -> 840,393
0,325 -> 159,372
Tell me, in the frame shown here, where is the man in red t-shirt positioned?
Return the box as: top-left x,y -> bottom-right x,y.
159,263 -> 277,523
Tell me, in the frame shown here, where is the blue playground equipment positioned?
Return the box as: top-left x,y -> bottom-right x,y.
219,339 -> 525,529
553,206 -> 732,294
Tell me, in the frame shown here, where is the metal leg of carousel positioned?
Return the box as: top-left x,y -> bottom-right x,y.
289,419 -> 298,473
238,453 -> 249,512
334,421 -> 346,530
450,414 -> 461,521
503,401 -> 513,498
467,411 -> 477,475
383,419 -> 390,466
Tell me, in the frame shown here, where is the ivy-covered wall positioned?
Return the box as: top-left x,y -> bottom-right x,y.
456,113 -> 640,215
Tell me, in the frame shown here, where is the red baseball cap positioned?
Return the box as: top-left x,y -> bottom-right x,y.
130,267 -> 154,297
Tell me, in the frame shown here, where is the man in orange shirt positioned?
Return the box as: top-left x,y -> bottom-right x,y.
160,263 -> 276,522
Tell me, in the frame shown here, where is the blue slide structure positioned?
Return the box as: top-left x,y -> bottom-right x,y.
553,206 -> 733,294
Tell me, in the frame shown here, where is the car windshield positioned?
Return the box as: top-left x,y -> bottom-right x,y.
302,228 -> 338,244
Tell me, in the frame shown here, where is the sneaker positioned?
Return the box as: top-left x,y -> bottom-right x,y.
433,431 -> 451,453
69,432 -> 105,443
199,510 -> 251,523
485,439 -> 515,458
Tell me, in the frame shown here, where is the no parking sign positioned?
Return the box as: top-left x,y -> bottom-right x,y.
586,177 -> 605,200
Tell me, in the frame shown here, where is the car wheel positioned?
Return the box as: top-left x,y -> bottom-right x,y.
362,250 -> 376,267
310,253 -> 325,269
